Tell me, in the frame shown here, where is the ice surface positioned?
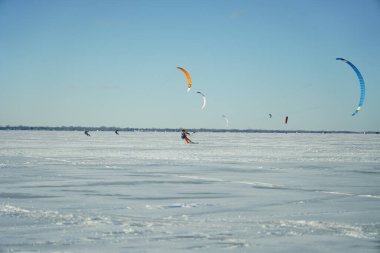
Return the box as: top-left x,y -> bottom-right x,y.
0,131 -> 379,252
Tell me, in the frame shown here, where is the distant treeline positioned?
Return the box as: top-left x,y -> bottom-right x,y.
0,125 -> 378,134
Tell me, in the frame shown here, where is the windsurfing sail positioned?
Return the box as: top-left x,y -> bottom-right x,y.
285,116 -> 288,124
177,67 -> 192,92
336,58 -> 365,116
196,91 -> 207,110
222,115 -> 229,128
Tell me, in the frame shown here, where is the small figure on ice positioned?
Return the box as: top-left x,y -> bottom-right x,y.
84,130 -> 90,137
180,129 -> 192,144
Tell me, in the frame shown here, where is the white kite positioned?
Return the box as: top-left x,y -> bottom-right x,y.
222,115 -> 229,128
196,91 -> 207,110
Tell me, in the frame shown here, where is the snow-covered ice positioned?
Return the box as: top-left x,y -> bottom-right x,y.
0,131 -> 379,252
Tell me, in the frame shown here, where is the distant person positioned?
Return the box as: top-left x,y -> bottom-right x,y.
180,129 -> 192,143
84,130 -> 90,137
115,130 -> 119,135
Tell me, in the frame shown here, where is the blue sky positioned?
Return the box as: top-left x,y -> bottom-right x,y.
0,0 -> 379,131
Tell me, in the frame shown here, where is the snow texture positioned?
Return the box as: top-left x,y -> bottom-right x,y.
0,131 -> 379,252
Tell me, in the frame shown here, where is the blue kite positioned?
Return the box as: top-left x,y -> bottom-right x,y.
336,58 -> 365,116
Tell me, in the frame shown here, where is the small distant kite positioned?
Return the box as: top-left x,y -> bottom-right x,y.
222,115 -> 229,128
336,58 -> 365,116
196,92 -> 207,110
269,114 -> 272,118
177,67 -> 192,92
285,116 -> 288,124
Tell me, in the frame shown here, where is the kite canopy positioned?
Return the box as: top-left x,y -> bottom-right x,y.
222,115 -> 229,128
196,92 -> 206,110
285,116 -> 288,124
336,58 -> 365,116
177,67 -> 192,92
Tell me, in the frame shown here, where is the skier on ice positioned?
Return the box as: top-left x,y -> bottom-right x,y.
180,129 -> 193,143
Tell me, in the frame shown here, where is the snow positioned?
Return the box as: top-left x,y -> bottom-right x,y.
0,131 -> 379,252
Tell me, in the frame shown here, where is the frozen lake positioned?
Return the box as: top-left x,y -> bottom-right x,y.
0,130 -> 379,252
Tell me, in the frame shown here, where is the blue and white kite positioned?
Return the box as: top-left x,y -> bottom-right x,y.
336,58 -> 365,116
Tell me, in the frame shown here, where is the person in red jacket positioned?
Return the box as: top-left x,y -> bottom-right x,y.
180,129 -> 192,143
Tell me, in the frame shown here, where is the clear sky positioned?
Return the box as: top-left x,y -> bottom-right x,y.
0,0 -> 379,131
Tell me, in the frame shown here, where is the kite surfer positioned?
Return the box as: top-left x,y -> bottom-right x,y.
180,129 -> 192,143
115,130 -> 119,135
84,130 -> 90,137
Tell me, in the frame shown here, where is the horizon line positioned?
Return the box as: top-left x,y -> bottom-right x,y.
0,125 -> 378,134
